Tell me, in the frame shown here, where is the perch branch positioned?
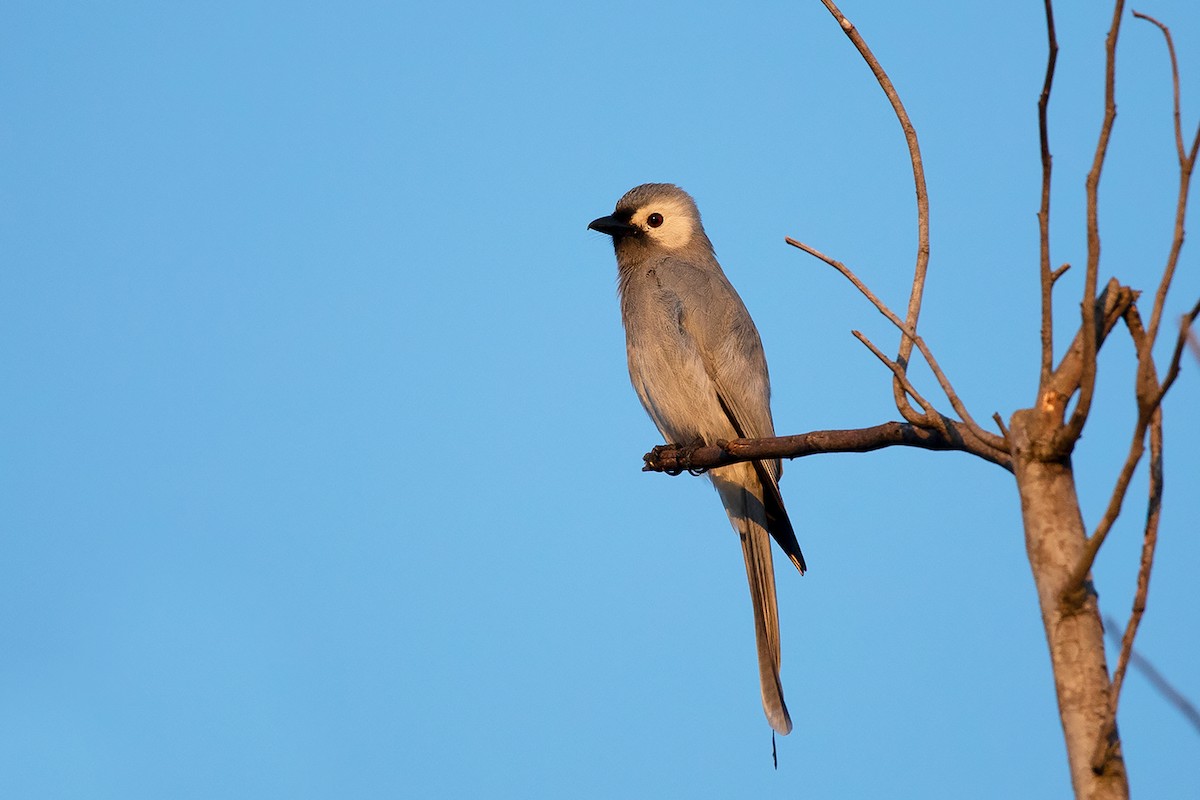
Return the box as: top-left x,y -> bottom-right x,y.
642,423 -> 1014,475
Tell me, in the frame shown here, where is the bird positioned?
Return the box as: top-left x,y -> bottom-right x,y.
588,183 -> 805,735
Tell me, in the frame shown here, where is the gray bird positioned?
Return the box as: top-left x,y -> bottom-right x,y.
589,183 -> 805,735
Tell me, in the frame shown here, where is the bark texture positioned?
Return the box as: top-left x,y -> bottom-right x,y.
1010,408 -> 1128,799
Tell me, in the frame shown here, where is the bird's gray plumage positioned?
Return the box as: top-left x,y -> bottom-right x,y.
589,183 -> 804,735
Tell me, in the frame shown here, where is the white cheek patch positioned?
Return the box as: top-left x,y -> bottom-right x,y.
631,198 -> 696,250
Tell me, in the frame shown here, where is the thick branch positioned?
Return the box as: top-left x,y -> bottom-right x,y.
641,422 -> 1014,475
1043,280 -> 1137,455
1010,409 -> 1128,796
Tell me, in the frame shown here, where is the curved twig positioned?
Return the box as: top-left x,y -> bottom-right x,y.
1132,11 -> 1200,346
786,237 -> 1006,453
816,0 -> 930,422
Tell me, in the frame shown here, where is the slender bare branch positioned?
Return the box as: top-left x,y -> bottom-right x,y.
786,237 -> 1006,452
1092,406 -> 1164,771
1051,262 -> 1072,284
1132,12 -> 1200,346
1156,298 -> 1200,404
816,0 -> 930,422
1132,12 -> 1187,164
992,412 -> 1010,441
1038,0 -> 1060,387
850,329 -> 935,419
1102,615 -> 1200,735
1063,304 -> 1158,601
1060,0 -> 1126,451
1063,301 -> 1197,605
641,423 -> 1014,475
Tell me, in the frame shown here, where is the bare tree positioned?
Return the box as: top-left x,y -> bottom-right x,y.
643,3 -> 1199,798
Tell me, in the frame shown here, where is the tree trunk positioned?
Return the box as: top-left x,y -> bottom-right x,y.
1009,407 -> 1129,800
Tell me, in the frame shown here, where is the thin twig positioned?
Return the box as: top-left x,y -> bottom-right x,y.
1132,12 -> 1200,347
1051,262 -> 1072,284
1038,0 -> 1060,387
1132,12 -> 1187,166
1060,0 -> 1126,451
851,329 -> 935,419
1063,301 -> 1197,603
817,0 -> 931,422
787,237 -> 1007,452
1102,615 -> 1200,735
1091,407 -> 1164,771
1155,298 -> 1200,405
992,412 -> 1010,441
1063,304 -> 1157,601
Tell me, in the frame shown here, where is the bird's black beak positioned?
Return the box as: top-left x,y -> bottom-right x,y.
588,215 -> 636,238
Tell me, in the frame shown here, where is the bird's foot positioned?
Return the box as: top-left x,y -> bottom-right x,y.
679,436 -> 709,476
645,437 -> 709,475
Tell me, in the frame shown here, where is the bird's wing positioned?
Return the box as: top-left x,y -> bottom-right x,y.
669,259 -> 807,574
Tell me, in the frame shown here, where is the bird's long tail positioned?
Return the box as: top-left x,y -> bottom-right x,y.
712,462 -> 793,735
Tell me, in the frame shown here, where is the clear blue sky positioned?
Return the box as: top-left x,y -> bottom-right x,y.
3,2 -> 1198,797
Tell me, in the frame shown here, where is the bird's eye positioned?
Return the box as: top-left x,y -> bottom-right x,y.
647,213 -> 664,228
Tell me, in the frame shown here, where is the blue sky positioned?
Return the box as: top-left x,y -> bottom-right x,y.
3,2 -> 1198,797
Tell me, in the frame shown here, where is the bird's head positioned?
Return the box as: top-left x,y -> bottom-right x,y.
588,183 -> 706,254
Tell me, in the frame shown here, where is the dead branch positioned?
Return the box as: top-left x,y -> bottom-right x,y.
1061,9 -> 1200,597
1156,298 -> 1200,404
1039,0 -> 1060,386
1132,11 -> 1200,346
1061,0 -> 1126,450
816,0 -> 930,424
850,329 -> 934,416
1062,303 -> 1159,602
1102,615 -> 1200,735
641,422 -> 1014,475
785,237 -> 1006,453
1042,280 -> 1137,449
1061,300 -> 1196,603
1092,407 -> 1164,771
